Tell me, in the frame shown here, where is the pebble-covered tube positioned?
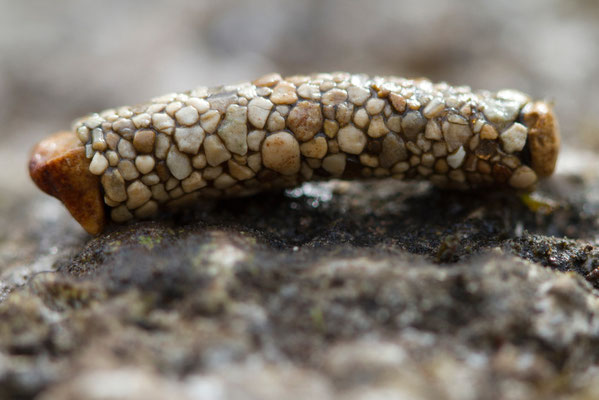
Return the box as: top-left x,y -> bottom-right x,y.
29,72 -> 560,234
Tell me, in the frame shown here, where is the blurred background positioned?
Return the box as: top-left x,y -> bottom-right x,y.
1,0 -> 598,195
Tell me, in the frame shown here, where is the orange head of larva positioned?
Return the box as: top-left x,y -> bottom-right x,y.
521,101 -> 560,178
29,131 -> 106,235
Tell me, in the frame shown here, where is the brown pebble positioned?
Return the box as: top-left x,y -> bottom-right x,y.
288,101 -> 324,141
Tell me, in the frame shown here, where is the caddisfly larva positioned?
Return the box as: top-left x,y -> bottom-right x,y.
29,72 -> 560,234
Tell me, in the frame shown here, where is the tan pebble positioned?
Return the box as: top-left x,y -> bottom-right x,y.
253,73 -> 282,87
443,119 -> 472,152
132,113 -> 151,129
410,155 -> 420,166
165,177 -> 179,191
77,125 -> 90,143
217,104 -> 248,155
118,159 -> 140,181
186,98 -> 210,113
164,101 -> 183,117
155,162 -> 170,181
306,158 -> 321,169
117,107 -> 133,118
336,103 -> 353,126
228,159 -> 255,180
384,104 -> 392,117
337,125 -> 366,155
192,153 -> 207,169
509,166 -> 537,189
424,120 -> 442,140
112,118 -> 135,136
134,200 -> 158,219
203,135 -> 231,166
117,139 -> 136,159
480,124 -> 498,140
406,142 -> 422,155
151,184 -> 169,203
477,160 -> 491,174
435,158 -> 449,174
262,132 -> 301,175
166,146 -> 192,179
328,139 -> 339,154
449,169 -> 466,183
175,106 -> 199,126
417,134 -> 431,152
174,125 -> 205,154
247,130 -> 266,152
126,180 -> 152,209
152,113 -> 175,135
367,115 -> 389,138
89,152 -> 109,175
300,162 -> 313,180
347,86 -> 371,105
392,161 -> 409,174
321,88 -> 348,106
141,173 -> 160,186
297,83 -> 321,100
104,196 -> 120,207
214,173 -> 236,189
102,170 -> 127,203
275,105 -> 289,117
389,93 -> 406,113
365,98 -> 385,115
502,155 -> 521,169
266,112 -> 286,131
288,101 -> 323,141
147,103 -> 167,113
111,205 -> 133,222
106,132 -> 120,150
182,171 -> 207,193
360,153 -> 379,168
200,110 -> 221,134
135,155 -> 155,174
353,108 -> 370,129
422,98 -> 445,118
84,115 -> 103,129
154,134 -> 170,160
106,150 -> 119,167
374,167 -> 390,177
500,122 -> 528,153
322,105 -> 335,120
208,93 -> 237,114
469,134 -> 480,152
324,120 -> 339,138
447,146 -> 466,169
247,97 -> 273,129
133,129 -> 156,153
401,111 -> 427,141
387,115 -> 401,133
286,75 -> 310,86
320,80 -> 335,92
380,133 -> 407,168
300,136 -> 328,159
169,187 -> 184,199
270,81 -> 298,105
464,155 -> 478,172
421,153 -> 435,168
432,141 -> 447,157
203,166 -> 223,180
247,153 -> 262,172
91,128 -> 107,151
322,153 -> 346,176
